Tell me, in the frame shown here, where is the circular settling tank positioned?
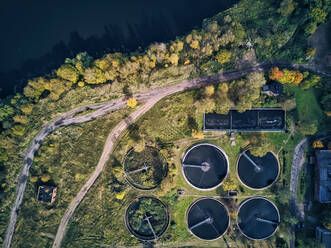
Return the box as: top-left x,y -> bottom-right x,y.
237,197 -> 280,240
237,150 -> 279,190
182,143 -> 229,190
186,198 -> 230,240
125,196 -> 169,241
123,146 -> 167,190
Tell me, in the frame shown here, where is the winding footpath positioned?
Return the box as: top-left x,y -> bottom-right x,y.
3,62 -> 330,248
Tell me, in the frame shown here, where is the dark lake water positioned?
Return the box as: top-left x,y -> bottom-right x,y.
0,0 -> 236,98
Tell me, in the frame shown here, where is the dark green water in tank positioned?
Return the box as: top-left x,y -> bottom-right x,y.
0,0 -> 237,97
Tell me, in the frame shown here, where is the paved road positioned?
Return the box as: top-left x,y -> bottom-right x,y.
3,62 -> 330,248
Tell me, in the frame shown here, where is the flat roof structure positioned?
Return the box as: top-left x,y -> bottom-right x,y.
203,108 -> 285,132
37,186 -> 57,204
315,150 -> 331,203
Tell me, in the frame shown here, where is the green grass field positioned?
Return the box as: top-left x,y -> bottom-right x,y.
295,87 -> 324,123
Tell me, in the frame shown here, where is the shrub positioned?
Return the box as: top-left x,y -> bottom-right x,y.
115,191 -> 126,200
30,177 -> 38,183
40,174 -> 51,183
304,22 -> 317,34
191,129 -> 204,139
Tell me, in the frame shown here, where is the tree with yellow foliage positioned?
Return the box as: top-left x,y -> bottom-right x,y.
192,129 -> 204,139
218,83 -> 229,93
169,54 -> 179,66
170,40 -> 184,53
313,140 -> 324,149
127,98 -> 137,108
23,77 -> 47,101
56,64 -> 80,83
115,190 -> 126,200
222,177 -> 237,191
186,34 -> 192,44
11,125 -> 25,136
83,67 -> 107,84
204,85 -> 215,97
190,40 -> 200,49
230,211 -> 237,219
20,104 -> 33,115
13,115 -> 28,125
216,49 -> 232,64
30,176 -> 38,183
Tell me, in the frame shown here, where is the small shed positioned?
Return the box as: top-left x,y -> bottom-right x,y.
261,82 -> 283,97
37,186 -> 57,204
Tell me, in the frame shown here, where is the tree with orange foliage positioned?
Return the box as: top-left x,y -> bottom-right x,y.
269,67 -> 283,81
313,140 -> 324,149
269,67 -> 303,85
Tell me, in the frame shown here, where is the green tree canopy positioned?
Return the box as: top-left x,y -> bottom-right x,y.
0,105 -> 15,122
278,0 -> 297,16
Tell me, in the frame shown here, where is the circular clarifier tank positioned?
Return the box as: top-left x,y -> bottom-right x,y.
123,146 -> 167,190
182,143 -> 229,190
237,150 -> 279,190
186,198 -> 230,240
125,196 -> 169,241
237,197 -> 280,240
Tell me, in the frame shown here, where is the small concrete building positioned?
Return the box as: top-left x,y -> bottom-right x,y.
315,150 -> 331,203
316,226 -> 331,248
37,186 -> 57,204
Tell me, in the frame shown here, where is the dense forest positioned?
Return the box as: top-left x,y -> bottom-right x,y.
0,0 -> 330,246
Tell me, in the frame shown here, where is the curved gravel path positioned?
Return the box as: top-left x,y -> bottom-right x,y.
289,138 -> 307,220
3,62 -> 330,248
